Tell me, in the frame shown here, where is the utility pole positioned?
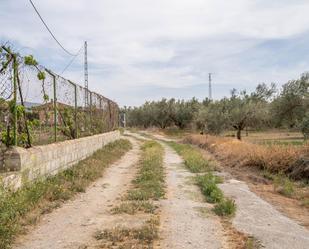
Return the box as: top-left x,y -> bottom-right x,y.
84,41 -> 89,107
208,73 -> 212,100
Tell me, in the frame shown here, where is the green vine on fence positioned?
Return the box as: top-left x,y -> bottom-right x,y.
0,45 -> 47,147
1,43 -> 119,148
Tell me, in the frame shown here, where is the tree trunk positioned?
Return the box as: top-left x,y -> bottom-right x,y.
236,128 -> 242,140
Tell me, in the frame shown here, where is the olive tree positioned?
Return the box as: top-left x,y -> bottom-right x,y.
172,98 -> 200,129
195,101 -> 228,134
225,85 -> 274,140
271,73 -> 309,128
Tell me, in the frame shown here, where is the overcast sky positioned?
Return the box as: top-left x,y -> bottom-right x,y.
1,0 -> 309,106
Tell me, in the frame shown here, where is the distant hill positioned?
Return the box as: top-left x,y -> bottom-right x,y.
18,102 -> 41,108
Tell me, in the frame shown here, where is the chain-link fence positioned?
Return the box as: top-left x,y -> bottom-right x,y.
0,45 -> 119,148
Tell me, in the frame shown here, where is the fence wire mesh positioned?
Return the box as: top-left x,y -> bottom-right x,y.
0,46 -> 119,148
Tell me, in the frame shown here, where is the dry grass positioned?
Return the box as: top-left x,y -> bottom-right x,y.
221,219 -> 262,249
184,134 -> 309,180
94,217 -> 159,248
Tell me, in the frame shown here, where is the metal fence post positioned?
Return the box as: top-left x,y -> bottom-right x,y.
12,54 -> 18,146
69,80 -> 78,139
46,69 -> 57,142
74,83 -> 78,138
99,97 -> 103,133
90,91 -> 92,133
53,75 -> 57,142
108,100 -> 112,129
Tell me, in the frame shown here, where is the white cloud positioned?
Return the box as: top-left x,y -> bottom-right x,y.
1,0 -> 309,105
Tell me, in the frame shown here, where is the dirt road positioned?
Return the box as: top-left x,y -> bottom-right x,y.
14,137 -> 140,249
12,132 -> 309,249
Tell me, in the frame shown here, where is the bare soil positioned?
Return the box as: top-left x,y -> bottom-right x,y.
14,137 -> 141,249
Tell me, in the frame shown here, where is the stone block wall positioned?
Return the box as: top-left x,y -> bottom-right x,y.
1,130 -> 120,189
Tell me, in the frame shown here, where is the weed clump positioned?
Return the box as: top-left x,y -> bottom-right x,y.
195,173 -> 236,216
196,173 -> 224,203
94,218 -> 159,248
213,198 -> 236,216
111,201 -> 156,215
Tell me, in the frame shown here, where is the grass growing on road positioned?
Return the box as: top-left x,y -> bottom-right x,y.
0,139 -> 131,249
168,142 -> 212,172
106,140 -> 164,248
196,173 -> 224,203
94,217 -> 159,248
127,141 -> 165,201
111,201 -> 157,215
196,173 -> 236,216
169,141 -> 236,217
213,198 -> 236,216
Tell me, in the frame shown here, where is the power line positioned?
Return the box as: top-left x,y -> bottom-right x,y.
59,45 -> 83,75
28,0 -> 79,56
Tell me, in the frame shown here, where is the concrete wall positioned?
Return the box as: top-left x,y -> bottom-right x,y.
1,131 -> 120,189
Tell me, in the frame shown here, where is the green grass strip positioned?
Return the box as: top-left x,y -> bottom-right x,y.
0,139 -> 132,249
127,141 -> 165,201
167,142 -> 211,173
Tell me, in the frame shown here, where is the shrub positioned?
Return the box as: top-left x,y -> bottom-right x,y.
213,198 -> 236,216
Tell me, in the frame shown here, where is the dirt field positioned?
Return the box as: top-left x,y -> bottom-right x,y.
226,130 -> 305,145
